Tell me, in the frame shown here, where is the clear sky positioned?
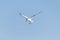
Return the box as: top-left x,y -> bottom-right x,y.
0,0 -> 60,40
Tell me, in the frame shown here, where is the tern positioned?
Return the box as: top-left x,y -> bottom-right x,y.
19,11 -> 42,24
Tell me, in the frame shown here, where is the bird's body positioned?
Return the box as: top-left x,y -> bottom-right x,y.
25,18 -> 33,24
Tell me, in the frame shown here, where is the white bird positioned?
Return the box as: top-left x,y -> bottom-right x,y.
19,11 -> 42,24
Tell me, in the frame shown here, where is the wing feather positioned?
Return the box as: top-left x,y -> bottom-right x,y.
30,11 -> 42,18
19,13 -> 28,18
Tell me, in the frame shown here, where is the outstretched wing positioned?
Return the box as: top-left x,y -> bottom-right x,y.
30,11 -> 42,18
19,13 -> 28,18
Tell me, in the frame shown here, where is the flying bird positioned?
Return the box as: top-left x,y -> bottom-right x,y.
19,11 -> 42,24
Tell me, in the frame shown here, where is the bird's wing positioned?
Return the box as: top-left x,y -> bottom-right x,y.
19,13 -> 28,18
30,11 -> 42,18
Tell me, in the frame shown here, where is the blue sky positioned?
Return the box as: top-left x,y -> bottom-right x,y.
0,0 -> 60,40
